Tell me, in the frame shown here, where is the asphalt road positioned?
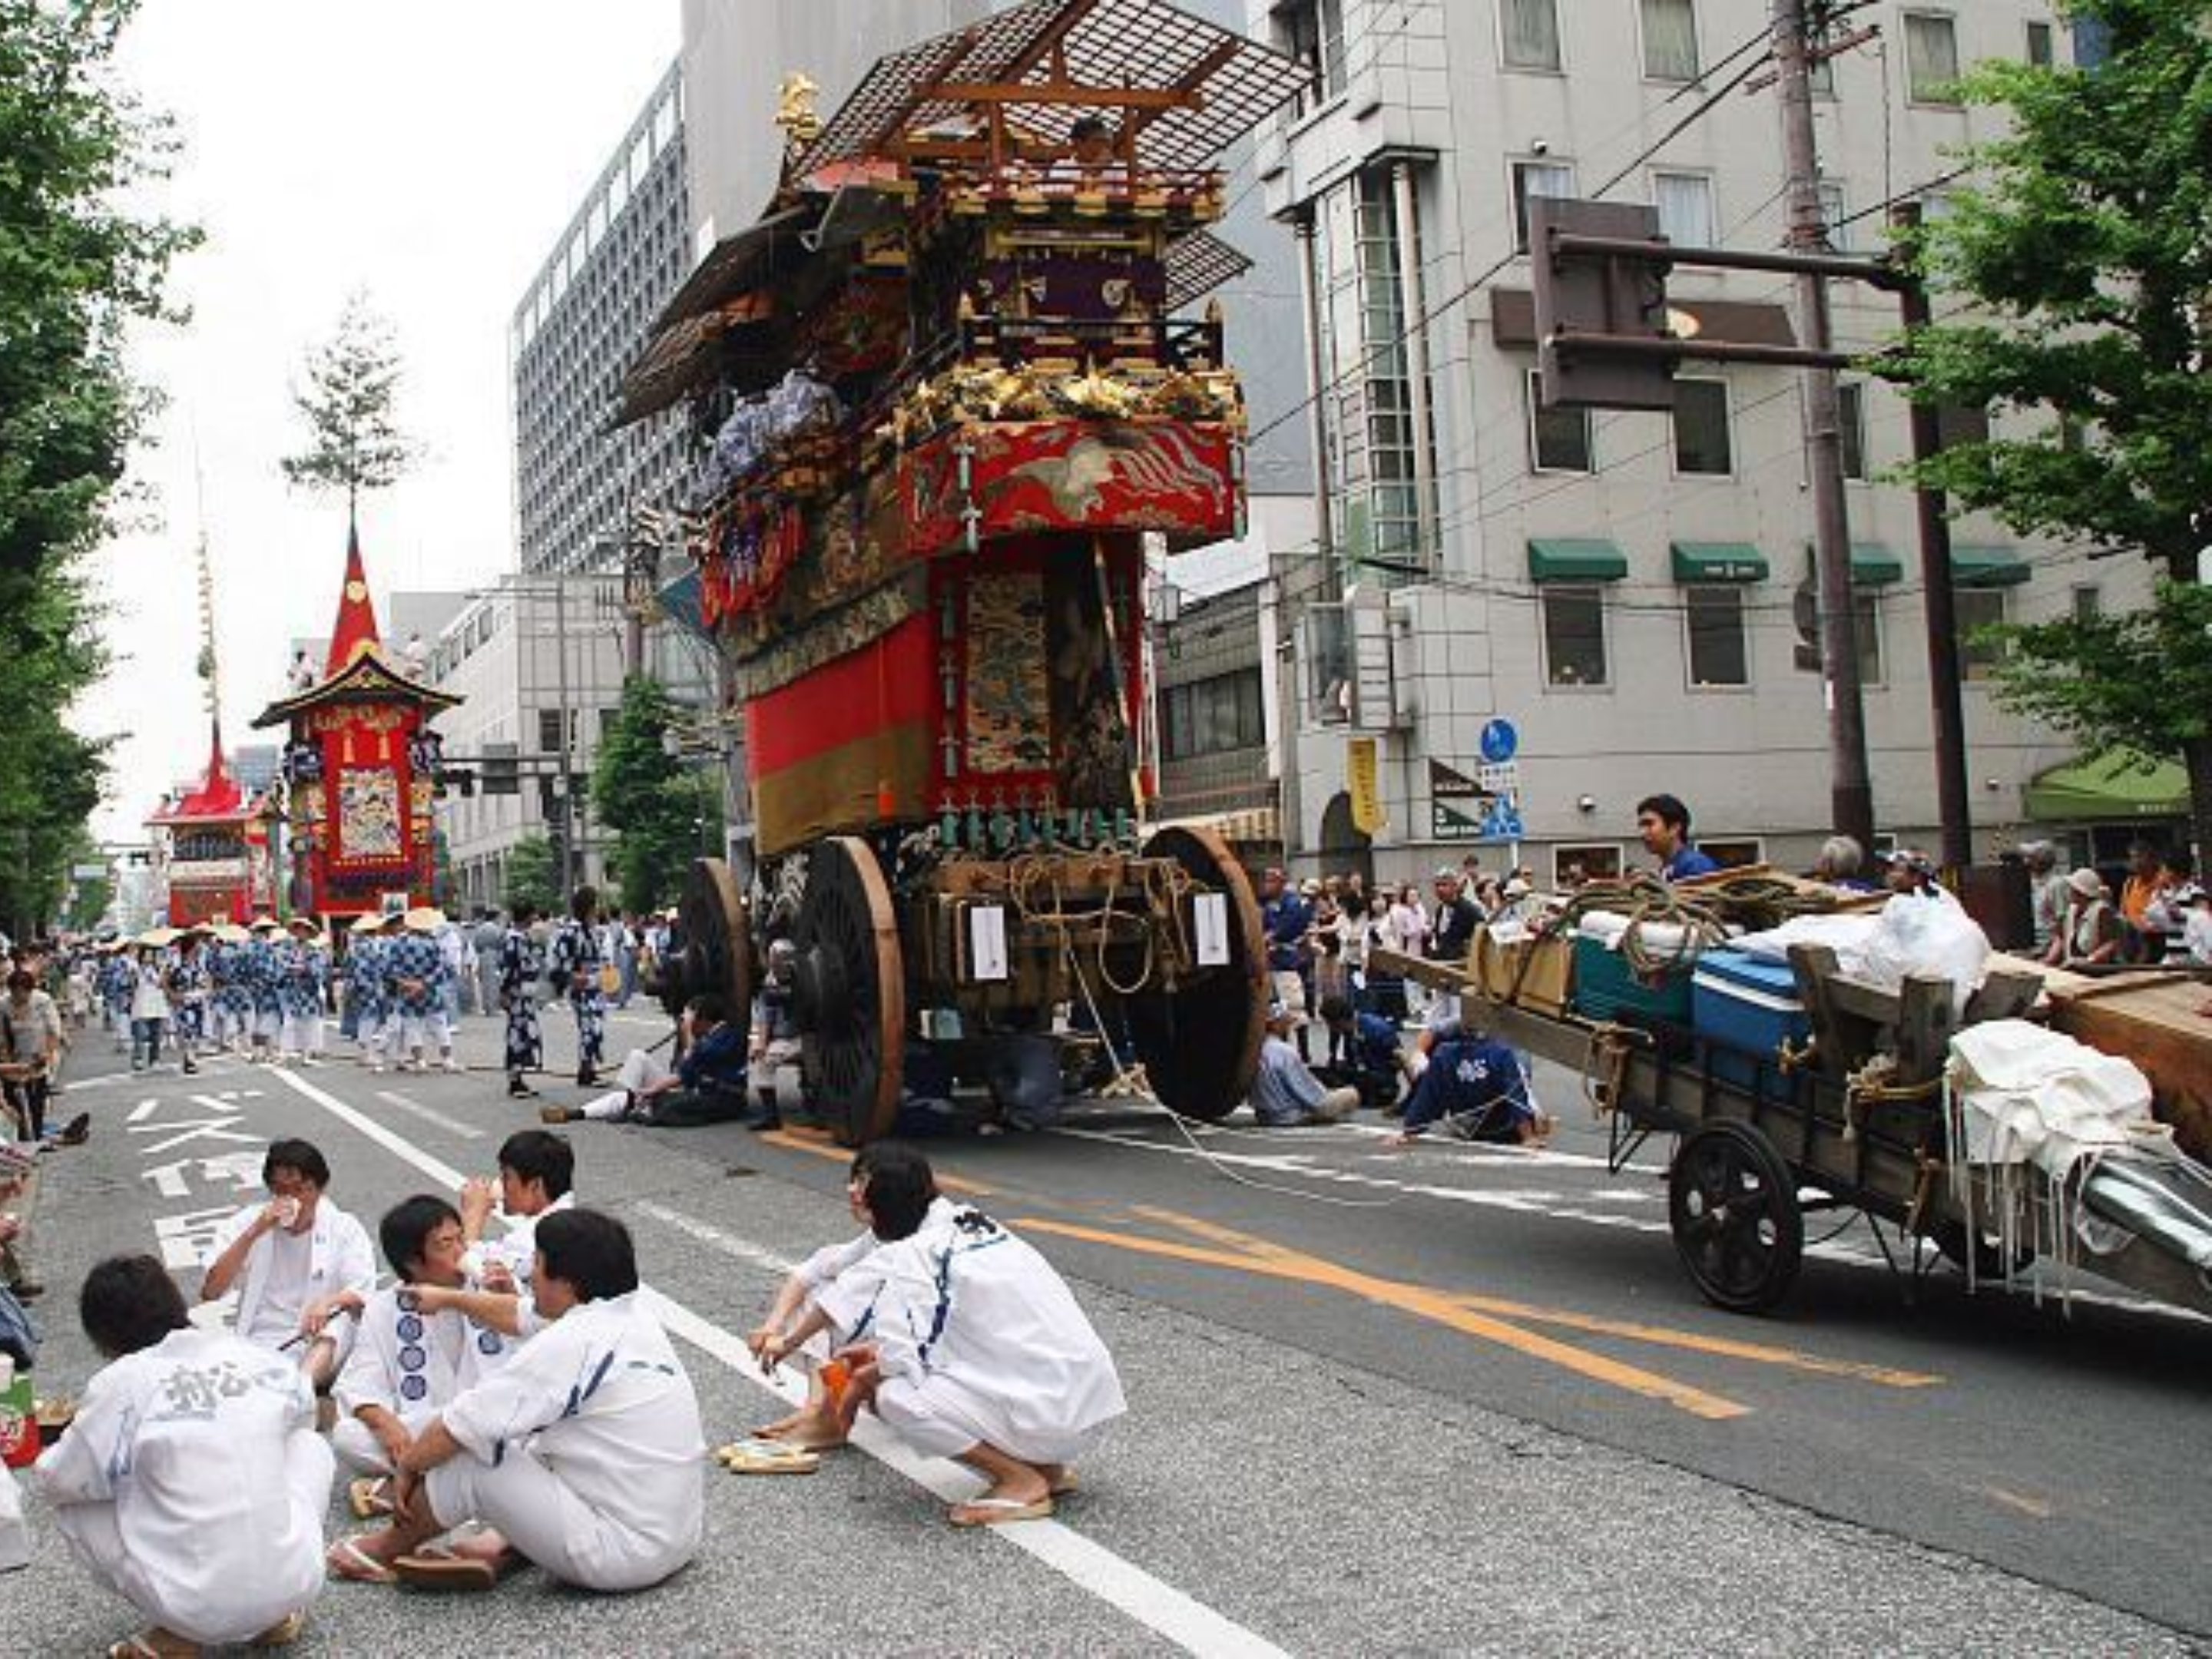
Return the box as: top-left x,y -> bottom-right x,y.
4,1004 -> 2203,1656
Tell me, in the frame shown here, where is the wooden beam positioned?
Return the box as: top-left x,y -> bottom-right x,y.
1130,36 -> 1241,139
934,81 -> 1201,112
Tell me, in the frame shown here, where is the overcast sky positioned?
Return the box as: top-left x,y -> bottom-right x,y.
79,1 -> 679,842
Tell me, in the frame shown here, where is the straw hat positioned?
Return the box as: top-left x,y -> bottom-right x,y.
249,916 -> 280,933
2066,867 -> 2106,899
137,926 -> 180,949
286,915 -> 320,935
210,922 -> 251,944
404,906 -> 448,932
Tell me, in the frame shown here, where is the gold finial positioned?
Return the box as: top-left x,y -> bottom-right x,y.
776,72 -> 822,147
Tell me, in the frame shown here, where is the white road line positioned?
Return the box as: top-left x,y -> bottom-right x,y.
268,1066 -> 1290,1659
374,1089 -> 485,1141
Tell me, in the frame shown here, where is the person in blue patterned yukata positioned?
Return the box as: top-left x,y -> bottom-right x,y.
350,912 -> 402,1071
245,916 -> 285,1064
99,945 -> 134,1050
383,911 -> 457,1074
549,886 -> 607,1088
163,928 -> 212,1075
210,925 -> 255,1053
498,902 -> 547,1099
276,917 -> 330,1064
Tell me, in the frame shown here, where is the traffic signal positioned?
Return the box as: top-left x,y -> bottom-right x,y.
482,742 -> 520,796
1531,198 -> 1677,412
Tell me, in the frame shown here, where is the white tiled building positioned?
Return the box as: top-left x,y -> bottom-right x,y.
1250,0 -> 2157,883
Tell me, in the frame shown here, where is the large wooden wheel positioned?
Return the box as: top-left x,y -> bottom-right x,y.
1668,1120 -> 1804,1313
791,836 -> 905,1146
1122,824 -> 1267,1121
658,859 -> 753,1055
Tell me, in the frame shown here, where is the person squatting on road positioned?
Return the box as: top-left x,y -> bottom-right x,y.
750,1144 -> 1124,1525
326,1208 -> 707,1594
35,1253 -> 334,1654
542,994 -> 763,1129
1247,999 -> 1359,1126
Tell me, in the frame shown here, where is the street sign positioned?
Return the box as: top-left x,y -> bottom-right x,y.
1479,719 -> 1519,764
1429,759 -> 1490,843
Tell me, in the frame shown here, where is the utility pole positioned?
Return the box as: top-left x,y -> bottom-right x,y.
1773,0 -> 1876,856
1893,202 -> 1974,873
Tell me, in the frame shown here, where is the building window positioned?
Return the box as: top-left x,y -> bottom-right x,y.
1839,382 -> 1869,479
1542,585 -> 1609,687
538,708 -> 565,754
1161,669 -> 1266,760
1552,843 -> 1623,887
1904,13 -> 1962,103
1816,180 -> 1850,250
1957,588 -> 2008,680
1685,587 -> 1750,687
1936,403 -> 1992,449
1512,159 -> 1577,253
1640,0 -> 1700,81
1528,371 -> 1593,472
1501,0 -> 1562,71
1653,171 -> 1715,247
1674,379 -> 1734,475
2072,16 -> 2111,67
2071,584 -> 2101,621
1700,838 -> 1765,870
1281,0 -> 1347,110
2025,19 -> 2055,65
1855,591 -> 1885,686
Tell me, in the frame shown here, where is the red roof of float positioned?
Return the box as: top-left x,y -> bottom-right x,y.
324,522 -> 383,677
147,724 -> 257,826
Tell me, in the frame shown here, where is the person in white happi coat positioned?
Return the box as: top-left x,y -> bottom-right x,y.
749,1142 -> 962,1452
331,1195 -> 513,1525
443,1128 -> 576,1338
329,1208 -> 706,1594
36,1253 -> 333,1654
760,1146 -> 1125,1526
200,1138 -> 376,1392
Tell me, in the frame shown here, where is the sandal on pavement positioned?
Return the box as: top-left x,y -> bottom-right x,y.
714,1437 -> 821,1475
248,1610 -> 308,1648
391,1543 -> 523,1592
326,1536 -> 396,1584
948,1494 -> 1055,1528
347,1475 -> 393,1519
107,1629 -> 199,1658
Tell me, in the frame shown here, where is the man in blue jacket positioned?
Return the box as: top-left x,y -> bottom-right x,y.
1388,1028 -> 1550,1146
543,995 -> 757,1128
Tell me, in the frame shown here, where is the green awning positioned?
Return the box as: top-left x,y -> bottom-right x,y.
2024,751 -> 2190,823
1671,541 -> 1769,583
1528,538 -> 1628,583
1848,543 -> 1904,585
1952,545 -> 2031,588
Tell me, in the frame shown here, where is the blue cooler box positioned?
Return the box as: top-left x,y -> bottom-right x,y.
1691,948 -> 1812,1098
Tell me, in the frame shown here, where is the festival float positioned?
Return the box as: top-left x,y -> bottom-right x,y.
253,528 -> 459,927
621,0 -> 1310,1142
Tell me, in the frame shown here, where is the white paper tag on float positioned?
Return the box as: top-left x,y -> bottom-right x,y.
968,905 -> 1009,982
1193,893 -> 1231,966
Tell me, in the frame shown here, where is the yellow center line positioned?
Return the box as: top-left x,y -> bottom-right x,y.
1015,1214 -> 1752,1422
1131,1206 -> 1942,1391
757,1128 -> 996,1196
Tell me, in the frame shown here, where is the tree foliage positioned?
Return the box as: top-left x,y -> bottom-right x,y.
504,833 -> 560,919
591,676 -> 719,916
280,292 -> 416,519
0,0 -> 194,935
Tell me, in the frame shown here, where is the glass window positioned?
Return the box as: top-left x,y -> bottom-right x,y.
1283,0 -> 1347,108
1839,382 -> 1868,479
1937,403 -> 1991,449
1674,379 -> 1734,475
1856,591 -> 1884,687
1552,844 -> 1623,887
1501,0 -> 1561,71
1685,587 -> 1750,687
2025,20 -> 2055,65
1904,13 -> 1962,102
1512,159 -> 1577,253
1542,585 -> 1608,687
1816,180 -> 1849,250
1528,372 -> 1593,472
1641,0 -> 1700,81
537,708 -> 566,754
1957,588 -> 2008,680
1653,171 -> 1715,246
2071,584 -> 2101,621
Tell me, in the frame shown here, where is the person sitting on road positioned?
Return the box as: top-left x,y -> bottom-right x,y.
1316,993 -> 1411,1114
1247,1001 -> 1358,1126
37,1253 -> 333,1654
435,1128 -> 577,1339
748,939 -> 803,1128
330,1195 -> 513,1527
746,1143 -> 961,1455
759,1147 -> 1124,1527
200,1137 -> 376,1397
327,1209 -> 706,1594
542,994 -> 757,1129
1388,1027 -> 1551,1147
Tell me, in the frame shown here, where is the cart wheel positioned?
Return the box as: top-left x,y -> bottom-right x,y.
1122,824 -> 1267,1121
659,859 -> 753,1054
1668,1121 -> 1803,1313
792,836 -> 905,1147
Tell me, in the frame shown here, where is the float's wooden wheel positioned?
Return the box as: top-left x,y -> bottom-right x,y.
1668,1120 -> 1803,1313
792,836 -> 905,1146
1123,824 -> 1267,1121
659,859 -> 753,1055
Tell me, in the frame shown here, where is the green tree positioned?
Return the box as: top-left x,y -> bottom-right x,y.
0,0 -> 193,934
280,292 -> 416,524
504,833 -> 560,919
1885,0 -> 2212,850
591,676 -> 717,915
